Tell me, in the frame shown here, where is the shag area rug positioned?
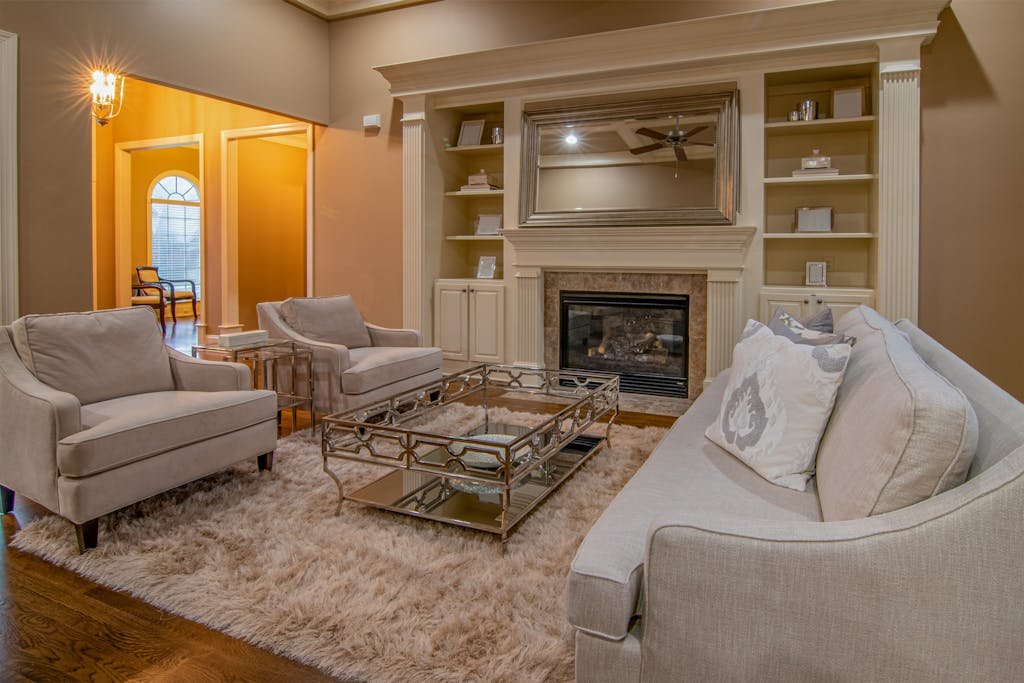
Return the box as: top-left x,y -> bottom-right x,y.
12,407 -> 667,682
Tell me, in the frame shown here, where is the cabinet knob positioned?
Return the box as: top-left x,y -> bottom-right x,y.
817,299 -> 823,305
803,299 -> 810,304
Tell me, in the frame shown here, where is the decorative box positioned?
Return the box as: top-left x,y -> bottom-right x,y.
801,148 -> 831,170
795,206 -> 833,232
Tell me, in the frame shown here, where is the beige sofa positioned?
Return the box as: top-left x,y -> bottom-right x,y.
0,308 -> 279,552
569,308 -> 1024,681
257,295 -> 442,416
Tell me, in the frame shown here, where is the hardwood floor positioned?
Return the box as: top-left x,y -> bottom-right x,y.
0,356 -> 675,680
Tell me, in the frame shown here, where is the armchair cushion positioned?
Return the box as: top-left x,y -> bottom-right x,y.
11,308 -> 173,405
61,389 -> 277,478
341,346 -> 442,395
280,295 -> 372,349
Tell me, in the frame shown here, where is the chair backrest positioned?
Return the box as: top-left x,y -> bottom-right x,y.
10,307 -> 174,405
137,265 -> 161,285
896,319 -> 1024,478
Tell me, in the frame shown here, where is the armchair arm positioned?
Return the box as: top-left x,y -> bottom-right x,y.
366,322 -> 422,347
641,449 -> 1024,682
160,278 -> 197,296
166,347 -> 251,391
0,331 -> 81,512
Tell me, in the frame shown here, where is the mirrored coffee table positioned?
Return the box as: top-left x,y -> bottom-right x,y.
321,365 -> 619,540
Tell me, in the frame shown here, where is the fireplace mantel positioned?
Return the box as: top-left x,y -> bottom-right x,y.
504,225 -> 755,272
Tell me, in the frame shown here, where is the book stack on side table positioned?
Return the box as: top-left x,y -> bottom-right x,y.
218,329 -> 270,349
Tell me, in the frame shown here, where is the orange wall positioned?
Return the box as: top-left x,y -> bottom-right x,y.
0,0 -> 327,315
920,2 -> 1024,399
129,146 -> 201,270
236,138 -> 307,331
93,78 -> 307,329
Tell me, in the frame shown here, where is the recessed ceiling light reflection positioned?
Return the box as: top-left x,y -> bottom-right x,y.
564,132 -> 579,145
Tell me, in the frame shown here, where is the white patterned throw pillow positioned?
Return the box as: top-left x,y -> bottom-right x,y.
705,320 -> 853,491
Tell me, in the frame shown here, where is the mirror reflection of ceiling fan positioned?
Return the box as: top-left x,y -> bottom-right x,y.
629,115 -> 715,162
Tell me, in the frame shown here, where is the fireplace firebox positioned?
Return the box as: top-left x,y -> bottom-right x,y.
559,291 -> 688,397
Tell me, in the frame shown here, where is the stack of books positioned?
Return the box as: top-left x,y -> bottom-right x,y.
219,329 -> 270,349
461,169 -> 500,192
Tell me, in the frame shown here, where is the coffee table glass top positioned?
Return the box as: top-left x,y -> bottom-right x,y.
320,364 -> 619,539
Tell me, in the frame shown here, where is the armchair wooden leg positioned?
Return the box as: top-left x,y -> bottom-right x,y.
257,452 -> 274,472
75,519 -> 98,553
1,485 -> 14,514
190,297 -> 197,319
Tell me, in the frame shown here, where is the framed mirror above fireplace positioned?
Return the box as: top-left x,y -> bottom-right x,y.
520,91 -> 739,227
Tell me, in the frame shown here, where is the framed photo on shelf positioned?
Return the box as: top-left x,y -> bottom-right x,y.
475,214 -> 503,235
805,261 -> 828,287
457,119 -> 485,147
476,256 -> 497,279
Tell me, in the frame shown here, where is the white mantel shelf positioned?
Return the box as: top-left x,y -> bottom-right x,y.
504,225 -> 755,272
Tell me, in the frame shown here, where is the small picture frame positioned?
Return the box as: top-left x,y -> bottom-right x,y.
832,87 -> 864,119
457,119 -> 485,147
796,206 -> 833,233
475,214 -> 503,235
805,261 -> 828,287
476,256 -> 497,279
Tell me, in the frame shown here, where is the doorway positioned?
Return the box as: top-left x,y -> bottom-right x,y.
221,124 -> 313,333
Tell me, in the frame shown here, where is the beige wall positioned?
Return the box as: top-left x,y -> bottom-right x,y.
920,1 -> 1024,399
316,0 -> 806,327
236,138 -> 307,331
129,146 -> 201,270
93,78 -> 306,328
0,0 -> 327,315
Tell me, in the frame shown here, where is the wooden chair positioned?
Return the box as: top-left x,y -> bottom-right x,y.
130,275 -> 167,334
136,266 -> 198,323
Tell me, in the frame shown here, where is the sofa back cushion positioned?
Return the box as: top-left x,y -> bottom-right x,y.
11,307 -> 173,405
816,306 -> 979,520
280,295 -> 371,348
895,319 -> 1024,478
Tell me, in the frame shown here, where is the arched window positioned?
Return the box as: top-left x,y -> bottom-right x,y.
150,173 -> 201,299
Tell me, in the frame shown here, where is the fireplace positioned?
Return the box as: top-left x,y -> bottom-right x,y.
559,291 -> 688,397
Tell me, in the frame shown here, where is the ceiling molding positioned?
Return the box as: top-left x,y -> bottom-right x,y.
286,0 -> 433,20
374,0 -> 948,99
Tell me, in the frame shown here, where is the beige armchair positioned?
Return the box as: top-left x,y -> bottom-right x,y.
257,295 -> 442,416
0,307 -> 279,552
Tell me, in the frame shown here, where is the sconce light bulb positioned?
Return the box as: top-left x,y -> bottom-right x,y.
565,133 -> 579,145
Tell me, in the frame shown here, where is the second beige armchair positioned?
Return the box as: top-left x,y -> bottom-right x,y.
257,295 -> 442,416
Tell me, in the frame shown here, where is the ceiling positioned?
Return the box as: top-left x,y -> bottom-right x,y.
286,0 -> 431,20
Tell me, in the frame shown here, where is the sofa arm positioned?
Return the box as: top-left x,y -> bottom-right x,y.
366,322 -> 422,347
166,347 -> 251,391
0,331 -> 81,512
640,447 -> 1024,682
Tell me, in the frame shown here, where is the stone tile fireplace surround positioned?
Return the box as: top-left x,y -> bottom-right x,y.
544,271 -> 707,397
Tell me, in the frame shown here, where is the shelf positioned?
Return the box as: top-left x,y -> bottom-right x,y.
764,116 -> 875,136
764,174 -> 875,185
446,143 -> 504,154
445,189 -> 504,197
764,232 -> 874,239
445,235 -> 504,241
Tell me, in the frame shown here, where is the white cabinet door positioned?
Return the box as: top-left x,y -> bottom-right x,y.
468,282 -> 505,363
816,290 -> 875,320
760,290 -> 810,321
433,282 -> 469,360
760,287 -> 875,322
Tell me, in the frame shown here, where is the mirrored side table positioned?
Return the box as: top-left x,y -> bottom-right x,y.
191,339 -> 315,432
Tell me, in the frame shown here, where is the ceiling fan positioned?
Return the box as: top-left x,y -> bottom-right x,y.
629,115 -> 714,162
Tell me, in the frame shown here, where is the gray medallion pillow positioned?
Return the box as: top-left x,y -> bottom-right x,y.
280,295 -> 372,348
769,307 -> 854,346
799,307 -> 834,333
705,320 -> 853,491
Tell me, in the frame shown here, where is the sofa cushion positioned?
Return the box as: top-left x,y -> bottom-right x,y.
59,389 -> 277,477
567,372 -> 822,642
768,307 -> 852,345
280,295 -> 372,348
705,320 -> 851,491
11,308 -> 173,405
816,306 -> 979,521
341,346 -> 442,395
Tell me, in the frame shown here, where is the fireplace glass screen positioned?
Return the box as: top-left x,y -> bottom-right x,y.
560,292 -> 688,397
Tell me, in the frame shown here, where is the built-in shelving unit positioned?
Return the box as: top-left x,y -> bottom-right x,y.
445,143 -> 504,155
444,189 -> 505,197
762,63 -> 878,304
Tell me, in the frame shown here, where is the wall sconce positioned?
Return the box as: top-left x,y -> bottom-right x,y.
90,69 -> 124,125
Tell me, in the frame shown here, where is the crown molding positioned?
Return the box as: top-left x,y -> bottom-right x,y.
374,0 -> 948,99
286,0 -> 432,20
